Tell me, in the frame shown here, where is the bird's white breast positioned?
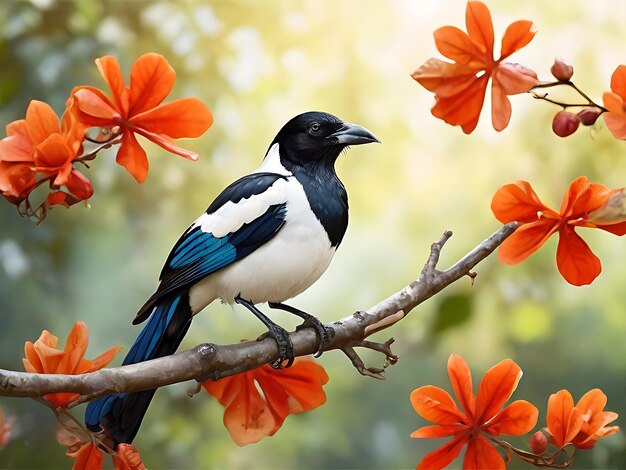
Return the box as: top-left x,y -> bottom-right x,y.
188,173 -> 336,312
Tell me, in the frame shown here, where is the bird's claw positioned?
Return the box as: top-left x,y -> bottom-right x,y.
296,316 -> 334,358
258,325 -> 294,369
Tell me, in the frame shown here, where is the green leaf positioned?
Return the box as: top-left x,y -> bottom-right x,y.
431,293 -> 473,335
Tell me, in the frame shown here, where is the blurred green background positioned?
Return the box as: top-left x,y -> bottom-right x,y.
0,0 -> 624,468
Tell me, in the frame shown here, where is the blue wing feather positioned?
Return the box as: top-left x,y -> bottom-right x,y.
134,201 -> 287,323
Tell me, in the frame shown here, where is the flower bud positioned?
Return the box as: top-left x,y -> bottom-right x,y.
552,111 -> 580,137
550,58 -> 573,81
577,107 -> 602,126
529,431 -> 548,455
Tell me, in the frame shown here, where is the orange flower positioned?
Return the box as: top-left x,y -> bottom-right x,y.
23,321 -> 121,407
545,389 -> 619,450
59,424 -> 145,470
492,176 -> 626,286
67,442 -> 146,470
412,1 -> 538,133
113,444 -> 147,470
0,408 -> 14,450
0,100 -> 91,203
68,442 -> 104,470
202,359 -> 329,446
602,65 -> 626,139
71,53 -> 214,183
410,354 -> 538,470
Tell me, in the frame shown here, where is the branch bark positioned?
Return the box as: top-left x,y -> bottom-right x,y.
0,222 -> 518,404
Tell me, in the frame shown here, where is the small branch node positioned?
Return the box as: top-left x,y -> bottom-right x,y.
352,310 -> 367,323
422,230 -> 454,280
187,382 -> 203,398
340,337 -> 398,380
196,343 -> 217,359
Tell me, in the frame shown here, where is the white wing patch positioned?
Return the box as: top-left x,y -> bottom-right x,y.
188,176 -> 336,309
192,178 -> 289,238
255,143 -> 291,176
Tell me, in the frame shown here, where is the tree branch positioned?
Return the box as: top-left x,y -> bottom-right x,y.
0,222 -> 519,403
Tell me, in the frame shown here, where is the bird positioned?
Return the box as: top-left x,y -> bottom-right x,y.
84,111 -> 379,445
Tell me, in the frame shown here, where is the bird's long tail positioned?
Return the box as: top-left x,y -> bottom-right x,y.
85,292 -> 192,445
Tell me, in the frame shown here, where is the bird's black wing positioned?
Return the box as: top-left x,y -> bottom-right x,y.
134,172 -> 289,324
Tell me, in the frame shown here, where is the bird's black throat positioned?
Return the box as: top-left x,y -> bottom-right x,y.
282,156 -> 349,248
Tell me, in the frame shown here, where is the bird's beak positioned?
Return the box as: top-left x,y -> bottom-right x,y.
328,122 -> 380,145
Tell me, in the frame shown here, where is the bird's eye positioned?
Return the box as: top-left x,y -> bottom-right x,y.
309,122 -> 321,134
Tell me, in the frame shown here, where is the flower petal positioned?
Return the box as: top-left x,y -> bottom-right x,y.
34,133 -> 74,170
499,20 -> 536,59
411,58 -> 481,97
80,344 -> 121,373
602,91 -> 626,139
610,65 -> 626,99
602,110 -> 626,140
559,176 -> 591,217
498,219 -> 558,265
560,176 -> 610,218
486,400 -> 538,436
129,53 -> 176,115
202,373 -> 242,406
447,354 -> 475,420
0,162 -> 36,197
603,91 -> 625,114
73,87 -> 120,126
556,226 -> 601,286
257,360 -> 328,414
598,221 -> 626,236
95,55 -> 128,114
410,385 -> 466,425
223,374 -> 276,446
0,134 -> 34,163
113,443 -> 147,470
23,341 -> 44,373
25,101 -> 61,145
431,74 -> 489,134
255,372 -> 291,433
493,63 -> 538,95
491,180 -> 550,224
411,424 -> 463,438
416,434 -> 467,470
465,1 -> 494,58
475,358 -> 522,423
547,390 -> 583,448
116,131 -> 149,183
491,81 -> 512,131
594,425 -> 620,439
131,127 -> 199,161
6,119 -> 28,138
131,98 -> 213,139
57,321 -> 89,374
575,389 -> 608,440
587,188 -> 626,228
463,434 -> 505,470
33,338 -> 65,373
433,26 -> 478,65
68,442 -> 104,470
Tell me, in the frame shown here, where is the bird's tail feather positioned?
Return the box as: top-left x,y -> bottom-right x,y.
85,292 -> 192,444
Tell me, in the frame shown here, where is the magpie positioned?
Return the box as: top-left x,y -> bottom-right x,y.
84,111 -> 379,445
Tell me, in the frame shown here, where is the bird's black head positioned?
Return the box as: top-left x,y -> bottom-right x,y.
269,111 -> 379,170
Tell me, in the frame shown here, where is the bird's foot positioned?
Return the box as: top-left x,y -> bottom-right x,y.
295,314 -> 334,358
257,324 -> 294,369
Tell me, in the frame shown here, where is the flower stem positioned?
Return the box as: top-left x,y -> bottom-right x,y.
529,80 -> 607,113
